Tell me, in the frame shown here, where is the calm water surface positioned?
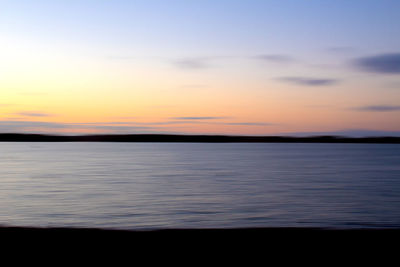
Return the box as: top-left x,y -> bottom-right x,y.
0,142 -> 399,229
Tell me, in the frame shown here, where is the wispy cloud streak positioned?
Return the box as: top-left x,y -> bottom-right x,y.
277,77 -> 339,86
222,122 -> 275,126
171,116 -> 228,120
172,58 -> 211,70
254,54 -> 295,63
13,111 -> 53,117
354,105 -> 400,112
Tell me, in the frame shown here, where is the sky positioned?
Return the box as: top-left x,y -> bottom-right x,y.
1,0 -> 400,136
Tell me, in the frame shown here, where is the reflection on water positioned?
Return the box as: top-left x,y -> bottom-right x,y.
0,142 -> 399,229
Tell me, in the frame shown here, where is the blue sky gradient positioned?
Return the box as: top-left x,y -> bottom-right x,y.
1,0 -> 400,135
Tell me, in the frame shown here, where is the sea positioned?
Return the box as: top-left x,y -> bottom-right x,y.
0,142 -> 399,230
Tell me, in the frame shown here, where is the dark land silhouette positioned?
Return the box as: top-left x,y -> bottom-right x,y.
1,226 -> 399,256
1,225 -> 399,241
0,133 -> 399,143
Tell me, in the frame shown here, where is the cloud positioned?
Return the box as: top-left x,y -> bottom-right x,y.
74,121 -> 174,126
222,122 -> 275,126
79,120 -> 275,127
0,118 -> 278,135
354,105 -> 400,112
167,118 -> 275,126
71,120 -> 209,126
172,58 -> 211,70
0,121 -> 67,131
285,129 -> 400,137
171,116 -> 227,120
115,116 -> 137,120
0,120 -> 157,134
85,119 -> 278,129
352,53 -> 400,74
75,125 -> 155,132
277,77 -> 339,86
254,54 -> 295,63
13,111 -> 53,117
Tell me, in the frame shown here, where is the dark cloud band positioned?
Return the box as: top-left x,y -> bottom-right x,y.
277,77 -> 339,86
353,53 -> 400,74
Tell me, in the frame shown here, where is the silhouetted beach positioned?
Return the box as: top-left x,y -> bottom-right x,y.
2,226 -> 399,240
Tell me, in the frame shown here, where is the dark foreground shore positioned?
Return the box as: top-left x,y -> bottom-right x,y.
2,226 -> 399,258
2,226 -> 399,240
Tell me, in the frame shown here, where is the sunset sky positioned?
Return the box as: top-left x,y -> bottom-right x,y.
1,0 -> 400,136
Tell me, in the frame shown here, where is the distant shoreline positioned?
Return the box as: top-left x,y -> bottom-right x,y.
0,133 -> 400,143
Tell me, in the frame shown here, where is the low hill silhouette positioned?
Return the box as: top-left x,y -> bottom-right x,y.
0,133 -> 399,143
